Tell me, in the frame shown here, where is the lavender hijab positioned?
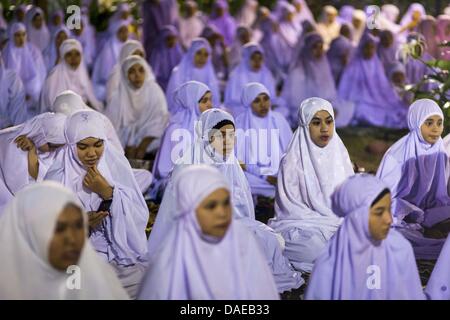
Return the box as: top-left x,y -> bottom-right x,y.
152,109 -> 303,292
225,43 -> 277,115
338,32 -> 407,128
268,97 -> 354,272
44,110 -> 149,268
305,174 -> 425,300
425,235 -> 450,299
3,23 -> 46,103
92,19 -> 129,101
165,38 -> 220,112
43,25 -> 71,72
376,99 -> 450,258
0,112 -> 66,211
149,25 -> 184,92
283,33 -> 354,127
152,81 -> 210,186
0,51 -> 28,129
235,82 -> 292,198
327,35 -> 353,86
208,0 -> 237,46
138,165 -> 279,300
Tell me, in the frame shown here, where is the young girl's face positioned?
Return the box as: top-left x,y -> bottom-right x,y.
14,30 -> 26,47
56,31 -> 68,49
209,124 -> 235,157
165,35 -> 177,48
249,51 -> 263,72
369,192 -> 392,241
251,93 -> 271,118
116,26 -> 129,43
311,40 -> 324,59
420,115 -> 443,144
48,204 -> 85,271
193,48 -> 209,68
127,63 -> 146,89
198,91 -> 213,113
390,71 -> 405,87
64,49 -> 82,69
196,188 -> 232,239
309,110 -> 334,148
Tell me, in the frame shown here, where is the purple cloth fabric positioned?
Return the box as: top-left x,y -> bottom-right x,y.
376,99 -> 450,259
44,110 -> 149,267
425,235 -> 450,299
376,30 -> 399,72
92,20 -> 129,102
327,35 -> 353,86
24,6 -> 50,52
3,23 -> 46,104
283,33 -> 354,127
149,25 -> 184,91
235,82 -> 293,198
225,43 -> 277,115
208,0 -> 237,47
138,165 -> 280,300
305,174 -> 425,300
165,38 -> 220,112
43,25 -> 71,73
436,15 -> 450,60
338,32 -> 407,128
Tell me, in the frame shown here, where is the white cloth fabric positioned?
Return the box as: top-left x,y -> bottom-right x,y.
0,181 -> 129,299
105,40 -> 145,105
268,97 -> 354,272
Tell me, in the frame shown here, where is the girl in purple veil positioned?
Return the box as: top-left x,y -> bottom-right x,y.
138,165 -> 279,300
208,0 -> 237,47
0,51 -> 28,129
224,43 -> 282,118
327,34 -> 353,86
306,174 -> 425,300
338,32 -> 407,128
149,25 -> 184,92
377,99 -> 450,260
44,110 -> 150,298
24,6 -> 50,52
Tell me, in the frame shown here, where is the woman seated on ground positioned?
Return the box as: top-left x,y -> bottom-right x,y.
377,99 -> 450,260
235,82 -> 292,199
105,55 -> 168,160
165,38 -> 220,112
268,97 -> 354,273
105,39 -> 146,105
282,32 -> 354,128
306,174 -> 425,300
149,108 -> 303,293
338,32 -> 407,128
40,39 -> 103,113
44,110 -> 149,298
138,165 -> 279,300
0,112 -> 66,211
151,80 -> 213,198
0,181 -> 129,299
